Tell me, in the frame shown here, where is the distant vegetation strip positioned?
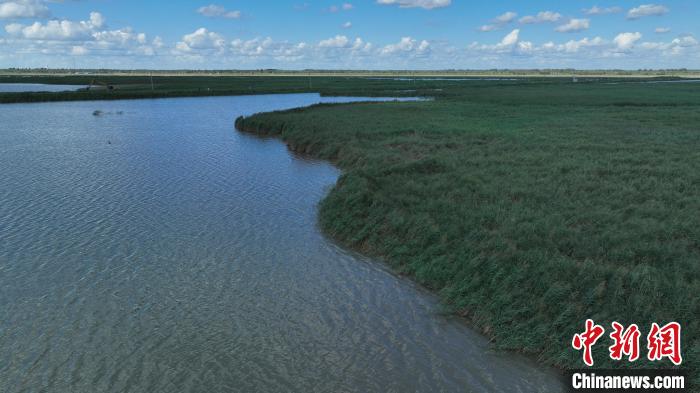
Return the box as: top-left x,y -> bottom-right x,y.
1,74 -> 698,104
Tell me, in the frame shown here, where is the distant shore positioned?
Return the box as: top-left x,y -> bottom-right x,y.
1,73 -> 699,104
2,69 -> 700,78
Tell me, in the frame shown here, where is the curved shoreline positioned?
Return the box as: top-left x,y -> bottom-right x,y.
234,109 -> 552,361
233,91 -> 699,385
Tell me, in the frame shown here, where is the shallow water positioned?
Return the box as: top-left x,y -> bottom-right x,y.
0,94 -> 564,392
0,83 -> 85,92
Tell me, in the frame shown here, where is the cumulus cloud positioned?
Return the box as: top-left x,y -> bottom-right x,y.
376,0 -> 450,10
627,4 -> 669,19
479,11 -> 517,32
4,12 -> 105,40
583,6 -> 623,16
555,18 -> 590,33
1,5 -> 697,70
2,11 -> 158,59
171,31 -> 375,65
464,29 -> 699,69
197,4 -> 241,19
319,35 -> 350,48
0,0 -> 49,19
500,29 -> 519,46
469,29 -> 533,54
342,21 -> 352,29
4,30 -> 699,69
478,24 -> 498,32
175,27 -> 226,53
614,32 -> 642,50
557,37 -> 605,53
495,11 -> 517,24
519,11 -> 561,24
638,35 -> 698,58
655,27 -> 671,34
380,36 -> 429,55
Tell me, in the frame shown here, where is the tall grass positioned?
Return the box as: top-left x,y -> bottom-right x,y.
236,82 -> 700,381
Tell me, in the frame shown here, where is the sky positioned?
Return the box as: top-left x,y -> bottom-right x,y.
0,0 -> 698,70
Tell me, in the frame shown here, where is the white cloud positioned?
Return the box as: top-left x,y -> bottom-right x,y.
0,0 -> 49,19
555,18 -> 590,33
638,35 -> 698,57
380,36 -> 429,55
469,29 -> 526,53
655,27 -> 671,34
319,35 -> 350,48
89,12 -> 104,29
175,27 -> 226,52
4,22 -> 21,34
519,11 -> 561,24
558,37 -> 605,53
342,21 -> 352,29
583,6 -> 623,16
197,4 -> 241,19
5,14 -> 103,40
500,29 -> 519,46
478,24 -> 498,32
495,11 -> 517,24
2,12 -> 158,60
614,32 -> 642,50
478,11 -> 517,32
376,0 -> 451,10
627,4 -> 669,20
343,3 -> 354,10
1,7 -> 697,70
672,35 -> 699,47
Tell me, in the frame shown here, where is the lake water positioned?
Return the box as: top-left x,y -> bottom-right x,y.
0,83 -> 85,93
0,94 -> 564,392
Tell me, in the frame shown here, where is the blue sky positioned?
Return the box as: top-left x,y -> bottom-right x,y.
0,0 -> 698,69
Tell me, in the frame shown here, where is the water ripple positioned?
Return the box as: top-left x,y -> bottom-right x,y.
0,94 -> 563,392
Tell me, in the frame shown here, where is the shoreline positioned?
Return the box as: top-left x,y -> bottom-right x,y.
235,112 -> 568,380
1,74 -> 699,105
232,85 -> 699,385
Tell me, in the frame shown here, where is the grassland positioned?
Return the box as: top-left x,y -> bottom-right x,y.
2,74 -> 698,381
235,80 -> 700,380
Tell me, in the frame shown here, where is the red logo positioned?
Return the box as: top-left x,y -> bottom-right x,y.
572,319 -> 606,366
572,320 -> 682,366
609,322 -> 641,362
647,322 -> 682,365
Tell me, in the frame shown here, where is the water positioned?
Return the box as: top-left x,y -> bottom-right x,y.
0,94 -> 564,392
0,83 -> 85,93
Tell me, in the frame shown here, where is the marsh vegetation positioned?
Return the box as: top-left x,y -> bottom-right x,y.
236,80 -> 700,379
